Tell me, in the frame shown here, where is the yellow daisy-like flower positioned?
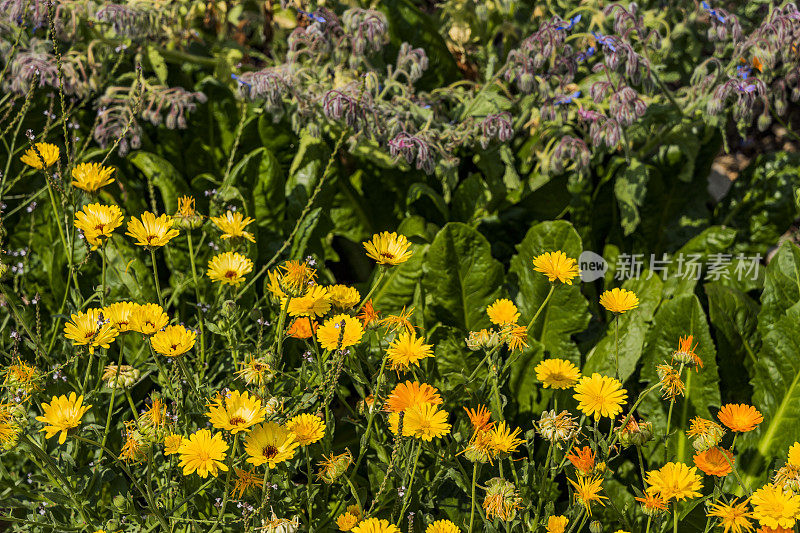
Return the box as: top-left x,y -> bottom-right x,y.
505,324 -> 529,352
337,511 -> 361,531
317,313 -> 364,351
74,203 -> 124,250
707,499 -> 754,533
532,250 -> 580,284
490,421 -> 524,454
327,284 -> 361,309
750,484 -> 800,530
164,433 -> 184,455
287,413 -> 325,446
487,298 -> 520,326
70,162 -> 115,192
535,358 -> 581,389
425,519 -> 459,533
546,516 -> 569,533
718,404 -> 763,433
177,429 -> 229,478
102,302 -> 136,332
352,518 -> 401,533
206,390 -> 267,434
569,474 -> 607,516
130,303 -> 169,335
35,392 -> 92,444
21,142 -> 59,169
386,330 -> 434,372
63,309 -> 119,354
789,442 -> 800,467
207,251 -> 253,286
126,212 -> 180,248
402,403 -> 451,441
645,462 -> 703,502
151,325 -> 196,357
286,285 -> 331,317
573,373 -> 627,420
210,210 -> 256,242
363,231 -> 412,266
243,422 -> 299,468
232,468 -> 264,499
384,381 -> 442,413
599,288 -> 639,314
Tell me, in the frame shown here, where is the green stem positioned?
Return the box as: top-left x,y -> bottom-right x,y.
468,462 -> 479,533
176,355 -> 202,402
720,446 -> 751,496
673,501 -> 678,533
305,447 -> 315,531
275,295 -> 292,364
355,266 -> 387,312
80,351 -> 95,393
186,232 -> 206,364
398,442 -> 422,521
149,248 -> 164,307
351,353 -> 389,477
101,344 -> 125,449
208,434 -> 239,533
614,314 -> 620,381
526,284 -> 556,334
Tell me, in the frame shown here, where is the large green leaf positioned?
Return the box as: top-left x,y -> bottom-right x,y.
507,221 -> 590,361
615,160 -> 652,236
422,223 -> 504,331
128,151 -> 189,213
757,242 -> 800,330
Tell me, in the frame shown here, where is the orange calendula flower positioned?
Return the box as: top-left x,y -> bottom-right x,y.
288,317 -> 317,339
566,446 -> 596,476
532,251 -> 580,284
687,416 -> 726,451
464,405 -> 493,433
673,335 -> 703,369
385,381 -> 442,413
357,300 -> 380,327
707,498 -> 755,533
694,447 -> 734,477
718,404 -> 763,433
380,306 -> 415,334
656,363 -> 685,399
635,493 -> 668,516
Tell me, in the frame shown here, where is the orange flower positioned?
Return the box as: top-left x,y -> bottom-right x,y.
693,447 -> 734,477
384,381 -> 442,413
672,335 -> 702,370
635,493 -> 668,515
357,300 -> 380,327
464,405 -> 493,434
288,317 -> 317,339
718,404 -> 763,433
566,446 -> 596,476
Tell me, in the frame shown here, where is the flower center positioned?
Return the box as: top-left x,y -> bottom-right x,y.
229,416 -> 247,426
262,445 -> 278,459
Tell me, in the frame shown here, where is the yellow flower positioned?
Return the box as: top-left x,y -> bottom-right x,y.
63,308 -> 119,353
532,250 -> 580,284
535,358 -> 581,389
21,142 -> 59,169
126,212 -> 180,248
207,251 -> 253,286
487,298 -> 519,326
386,330 -> 433,372
178,429 -> 229,478
244,422 -> 299,467
504,324 -> 529,352
130,303 -> 169,335
35,392 -> 91,444
645,462 -> 703,501
279,260 -> 317,295
119,422 -> 148,464
70,162 -> 114,192
337,508 -> 362,531
363,231 -> 412,266
490,421 -> 524,454
352,518 -> 401,533
546,516 -> 569,533
286,285 -> 331,317
102,302 -> 136,332
789,442 -> 800,467
707,499 -> 755,533
483,477 -> 522,521
402,403 -> 451,441
687,416 -> 726,451
232,468 -> 263,499
317,450 -> 353,484
210,210 -> 256,242
74,203 -> 124,250
750,483 -> 800,530
656,363 -> 685,399
425,520 -> 459,533
718,404 -> 763,433
140,397 -> 168,430
236,356 -> 274,387
287,413 -> 325,446
164,433 -> 184,455
327,284 -> 360,309
206,390 -> 267,434
150,324 -> 196,357
573,373 -> 627,420
317,314 -> 364,351
599,288 -> 639,313
569,475 -> 607,515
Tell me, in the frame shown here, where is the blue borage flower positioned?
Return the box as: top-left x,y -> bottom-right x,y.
592,31 -> 617,52
555,91 -> 581,105
701,1 -> 726,23
555,14 -> 581,31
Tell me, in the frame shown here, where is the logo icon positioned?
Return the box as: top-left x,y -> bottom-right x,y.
579,251 -> 607,282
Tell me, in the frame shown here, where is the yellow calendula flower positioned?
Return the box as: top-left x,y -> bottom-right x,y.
63,308 -> 119,353
119,422 -> 148,464
483,477 -> 522,521
243,422 -> 299,468
151,325 -> 196,357
569,475 -> 607,516
174,195 -> 203,229
645,462 -> 703,502
352,518 -> 401,533
573,373 -> 627,420
386,330 -> 433,372
656,363 -> 685,399
750,483 -> 800,530
35,392 -> 92,444
327,284 -> 360,309
70,162 -> 115,192
402,403 -> 451,441
164,433 -> 184,455
126,212 -> 180,248
532,250 -> 580,284
207,251 -> 253,286
206,390 -> 267,434
490,421 -> 524,454
178,429 -> 229,478
210,210 -> 256,242
546,516 -> 569,533
599,288 -> 639,313
236,356 -> 274,387
535,358 -> 581,389
232,468 -> 263,499
317,313 -> 364,351
337,510 -> 361,531
286,285 -> 331,317
102,302 -> 136,332
287,413 -> 325,446
4,357 -> 40,396
486,298 -> 519,326
279,260 -> 317,295
687,416 -> 726,451
74,203 -> 124,250
363,231 -> 412,266
425,520 -> 459,533
21,142 -> 59,169
707,498 -> 754,533
789,442 -> 800,467
130,303 -> 169,335
384,381 -> 442,413
718,403 -> 763,433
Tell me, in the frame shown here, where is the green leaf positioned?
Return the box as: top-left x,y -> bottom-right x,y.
146,45 -> 168,85
507,220 -> 590,361
422,223 -> 504,331
615,160 -> 651,236
756,242 -> 800,331
128,151 -> 189,213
